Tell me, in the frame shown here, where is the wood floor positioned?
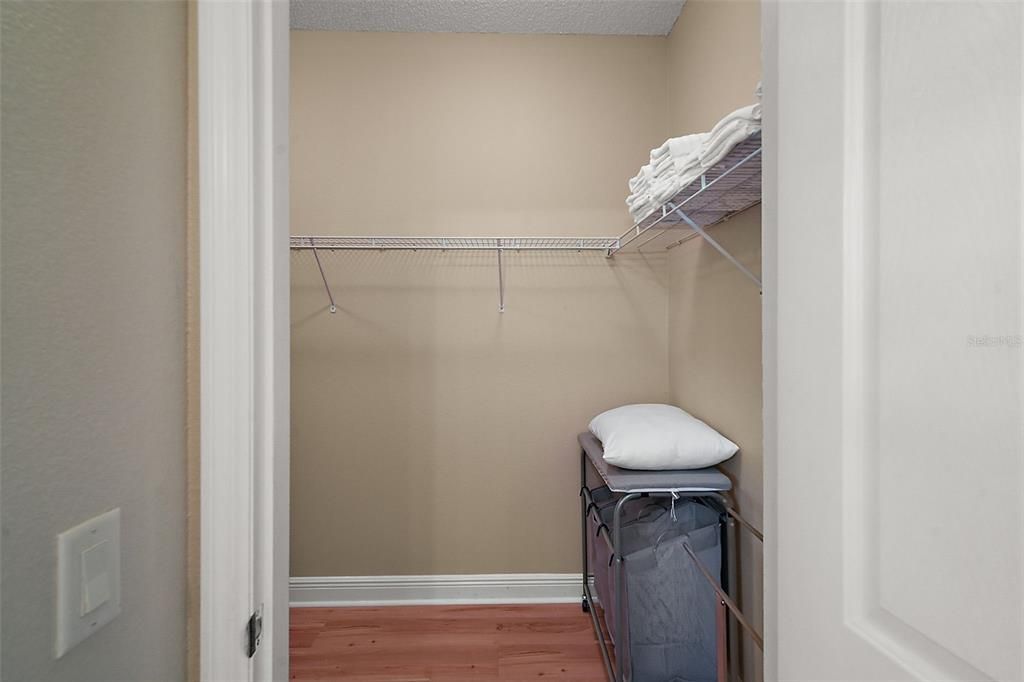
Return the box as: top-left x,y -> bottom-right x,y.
289,604 -> 609,681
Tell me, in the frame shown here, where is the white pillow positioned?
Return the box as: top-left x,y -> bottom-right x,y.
589,404 -> 738,470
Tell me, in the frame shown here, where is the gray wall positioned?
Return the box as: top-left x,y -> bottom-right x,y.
1,1 -> 188,680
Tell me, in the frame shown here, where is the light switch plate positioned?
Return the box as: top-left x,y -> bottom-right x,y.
55,508 -> 121,658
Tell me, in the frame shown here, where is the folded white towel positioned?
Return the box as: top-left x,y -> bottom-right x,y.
627,105 -> 761,222
651,177 -> 680,204
629,163 -> 655,191
629,200 -> 658,224
651,162 -> 707,204
698,119 -> 761,170
653,149 -> 701,178
629,195 -> 651,212
628,183 -> 649,200
651,159 -> 671,180
626,190 -> 653,210
707,104 -> 761,143
668,132 -> 709,158
639,133 -> 709,208
650,133 -> 709,163
627,199 -> 649,215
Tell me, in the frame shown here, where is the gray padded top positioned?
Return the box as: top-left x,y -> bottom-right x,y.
579,431 -> 732,494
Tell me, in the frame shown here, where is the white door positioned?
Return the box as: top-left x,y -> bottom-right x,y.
764,1 -> 1023,680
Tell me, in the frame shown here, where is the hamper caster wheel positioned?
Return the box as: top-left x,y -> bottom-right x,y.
581,597 -> 590,613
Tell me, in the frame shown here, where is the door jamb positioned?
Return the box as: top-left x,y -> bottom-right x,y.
197,0 -> 289,679
761,1 -> 779,679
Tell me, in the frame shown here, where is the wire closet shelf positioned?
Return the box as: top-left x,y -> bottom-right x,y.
612,132 -> 762,256
291,132 -> 761,260
291,132 -> 762,311
289,236 -> 619,251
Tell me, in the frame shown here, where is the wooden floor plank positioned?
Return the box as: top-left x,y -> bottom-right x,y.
289,603 -> 605,681
497,642 -> 607,679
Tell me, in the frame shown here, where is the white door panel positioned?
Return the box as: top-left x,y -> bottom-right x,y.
767,1 -> 1023,679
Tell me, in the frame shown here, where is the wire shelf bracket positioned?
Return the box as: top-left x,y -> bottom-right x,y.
497,239 -> 505,313
307,237 -> 338,314
667,202 -> 762,290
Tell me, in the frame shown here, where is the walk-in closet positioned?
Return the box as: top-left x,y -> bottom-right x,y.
289,2 -> 765,680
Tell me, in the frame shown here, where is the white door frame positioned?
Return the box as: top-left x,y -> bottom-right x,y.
198,0 -> 289,680
761,1 -> 779,678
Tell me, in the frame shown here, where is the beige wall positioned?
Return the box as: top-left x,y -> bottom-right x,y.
1,1 -> 187,680
665,0 -> 763,678
667,0 -> 762,133
290,31 -> 670,575
292,6 -> 762,591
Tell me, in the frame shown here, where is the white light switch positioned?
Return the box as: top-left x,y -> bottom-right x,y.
81,540 -> 112,614
56,508 -> 121,658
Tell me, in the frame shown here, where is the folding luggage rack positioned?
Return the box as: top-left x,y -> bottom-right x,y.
578,431 -> 763,682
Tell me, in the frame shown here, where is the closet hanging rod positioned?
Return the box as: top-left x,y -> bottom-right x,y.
290,236 -> 621,252
291,236 -> 619,313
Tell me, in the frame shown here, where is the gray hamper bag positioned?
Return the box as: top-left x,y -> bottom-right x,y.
623,511 -> 721,682
589,493 -> 670,640
600,499 -> 722,682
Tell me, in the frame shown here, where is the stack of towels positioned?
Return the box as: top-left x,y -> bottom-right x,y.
627,132 -> 708,222
626,85 -> 763,224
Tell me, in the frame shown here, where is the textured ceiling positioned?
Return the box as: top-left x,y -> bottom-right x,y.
290,0 -> 686,36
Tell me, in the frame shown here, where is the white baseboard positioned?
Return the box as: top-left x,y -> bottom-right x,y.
290,573 -> 589,607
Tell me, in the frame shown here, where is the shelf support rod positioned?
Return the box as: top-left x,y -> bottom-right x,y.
666,203 -> 763,290
309,237 -> 337,314
497,241 -> 505,313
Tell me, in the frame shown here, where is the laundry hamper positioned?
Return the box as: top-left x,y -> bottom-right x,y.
590,496 -> 722,682
587,492 -> 671,641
